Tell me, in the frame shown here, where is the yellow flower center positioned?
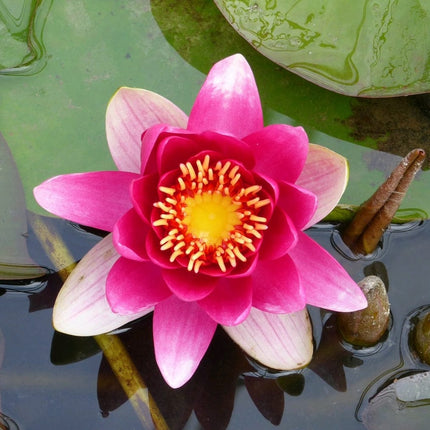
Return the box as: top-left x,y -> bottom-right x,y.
152,155 -> 270,273
182,192 -> 241,247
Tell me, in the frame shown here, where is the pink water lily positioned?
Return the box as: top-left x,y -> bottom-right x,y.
34,54 -> 366,388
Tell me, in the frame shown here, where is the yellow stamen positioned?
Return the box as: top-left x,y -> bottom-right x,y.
159,186 -> 175,196
255,199 -> 271,208
186,162 -> 196,180
154,156 -> 269,273
153,219 -> 168,227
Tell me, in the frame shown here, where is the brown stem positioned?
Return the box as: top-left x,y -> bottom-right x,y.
341,148 -> 426,255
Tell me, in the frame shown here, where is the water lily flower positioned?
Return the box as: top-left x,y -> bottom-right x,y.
34,54 -> 366,388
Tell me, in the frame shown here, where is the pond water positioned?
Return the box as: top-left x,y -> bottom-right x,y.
0,218 -> 429,430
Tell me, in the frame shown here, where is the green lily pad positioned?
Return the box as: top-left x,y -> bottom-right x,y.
0,0 -> 53,75
0,0 -> 428,220
214,0 -> 430,97
0,132 -> 47,281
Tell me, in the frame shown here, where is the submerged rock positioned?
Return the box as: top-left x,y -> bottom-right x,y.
337,276 -> 390,347
414,311 -> 430,365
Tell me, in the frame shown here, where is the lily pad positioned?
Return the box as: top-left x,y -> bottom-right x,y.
0,0 -> 53,75
0,132 -> 47,281
1,0 -> 429,220
214,0 -> 430,97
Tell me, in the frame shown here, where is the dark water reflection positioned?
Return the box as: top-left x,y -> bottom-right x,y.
0,218 -> 429,429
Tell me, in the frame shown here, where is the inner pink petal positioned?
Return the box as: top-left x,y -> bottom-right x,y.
131,173 -> 159,224
146,230 -> 178,269
277,181 -> 317,230
113,209 -> 149,261
153,296 -> 217,388
162,268 -> 218,301
156,135 -> 200,174
34,171 -> 138,232
199,131 -> 255,169
244,124 -> 309,183
140,124 -> 192,175
258,207 -> 298,261
251,254 -> 305,313
188,54 -> 263,138
106,257 -> 171,314
198,276 -> 252,326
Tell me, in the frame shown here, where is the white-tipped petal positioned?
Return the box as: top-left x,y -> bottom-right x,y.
106,87 -> 188,173
223,307 -> 313,370
53,235 -> 152,336
297,143 -> 349,229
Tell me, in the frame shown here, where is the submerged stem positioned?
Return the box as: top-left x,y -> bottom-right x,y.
29,212 -> 169,429
341,148 -> 426,255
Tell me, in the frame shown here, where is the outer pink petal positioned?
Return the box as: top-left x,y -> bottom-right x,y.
34,171 -> 138,231
198,276 -> 252,326
290,231 -> 367,311
259,208 -> 298,261
296,144 -> 348,229
153,296 -> 217,388
106,87 -> 188,173
162,269 -> 218,301
277,181 -> 317,230
112,209 -> 149,261
251,254 -> 305,313
244,124 -> 309,183
188,54 -> 263,138
106,258 -> 171,314
224,308 -> 313,370
53,235 -> 152,336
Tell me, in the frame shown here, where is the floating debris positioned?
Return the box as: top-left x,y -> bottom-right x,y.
362,371 -> 430,430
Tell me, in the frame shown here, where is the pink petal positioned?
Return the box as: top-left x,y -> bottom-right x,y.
199,131 -> 255,168
162,268 -> 218,301
146,230 -> 178,269
53,235 -> 152,336
259,208 -> 298,261
106,87 -> 188,173
290,231 -> 367,311
198,276 -> 252,325
251,254 -> 305,313
227,253 -> 258,278
156,135 -> 200,174
244,124 -> 309,183
224,308 -> 313,370
296,144 -> 348,228
277,181 -> 317,230
141,125 -> 194,174
130,173 -> 159,224
112,209 -> 149,261
34,171 -> 138,231
153,296 -> 217,388
188,54 -> 263,138
106,257 -> 171,314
